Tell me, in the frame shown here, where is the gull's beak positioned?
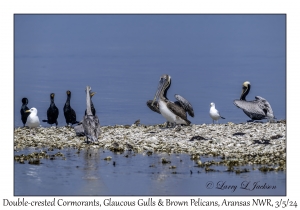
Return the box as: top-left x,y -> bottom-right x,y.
25,110 -> 31,113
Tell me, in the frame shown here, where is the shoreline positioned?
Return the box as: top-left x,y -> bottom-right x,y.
14,121 -> 286,172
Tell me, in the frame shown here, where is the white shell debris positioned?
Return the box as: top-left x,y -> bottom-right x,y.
14,122 -> 286,169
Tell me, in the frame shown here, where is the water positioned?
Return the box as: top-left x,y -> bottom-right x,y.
13,15 -> 286,196
14,148 -> 286,196
14,14 -> 286,127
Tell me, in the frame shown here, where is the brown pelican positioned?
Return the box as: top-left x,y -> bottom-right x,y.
209,102 -> 225,124
20,98 -> 30,127
233,81 -> 275,122
63,90 -> 79,126
151,74 -> 194,127
147,96 -> 193,127
82,86 -> 101,143
42,93 -> 59,126
74,91 -> 96,136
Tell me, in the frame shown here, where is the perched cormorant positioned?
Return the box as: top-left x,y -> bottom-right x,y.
42,93 -> 59,126
233,81 -> 275,122
82,86 -> 101,143
63,90 -> 79,126
209,102 -> 225,124
20,98 -> 30,127
151,74 -> 194,127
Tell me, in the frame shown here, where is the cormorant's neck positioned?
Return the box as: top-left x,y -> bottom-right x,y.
22,104 -> 29,110
66,95 -> 71,106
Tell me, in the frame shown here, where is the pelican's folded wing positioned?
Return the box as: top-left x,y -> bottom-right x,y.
167,101 -> 189,124
174,94 -> 194,117
233,99 -> 266,117
146,100 -> 161,114
255,96 -> 275,119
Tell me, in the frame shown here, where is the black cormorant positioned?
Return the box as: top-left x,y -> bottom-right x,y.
20,98 -> 30,127
42,93 -> 59,126
63,90 -> 79,126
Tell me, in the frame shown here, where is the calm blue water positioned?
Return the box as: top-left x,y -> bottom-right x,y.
14,148 -> 286,196
14,14 -> 286,127
13,15 -> 286,196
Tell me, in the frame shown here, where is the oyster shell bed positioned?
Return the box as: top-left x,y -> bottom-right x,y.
14,121 -> 286,172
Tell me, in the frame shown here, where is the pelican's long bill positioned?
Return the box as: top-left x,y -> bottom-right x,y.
152,77 -> 167,106
90,92 -> 96,97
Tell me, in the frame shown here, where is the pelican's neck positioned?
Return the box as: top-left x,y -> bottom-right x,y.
90,99 -> 94,109
240,85 -> 250,101
86,89 -> 93,115
161,80 -> 170,101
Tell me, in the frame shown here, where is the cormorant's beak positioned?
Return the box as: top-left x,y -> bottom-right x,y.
152,77 -> 166,106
